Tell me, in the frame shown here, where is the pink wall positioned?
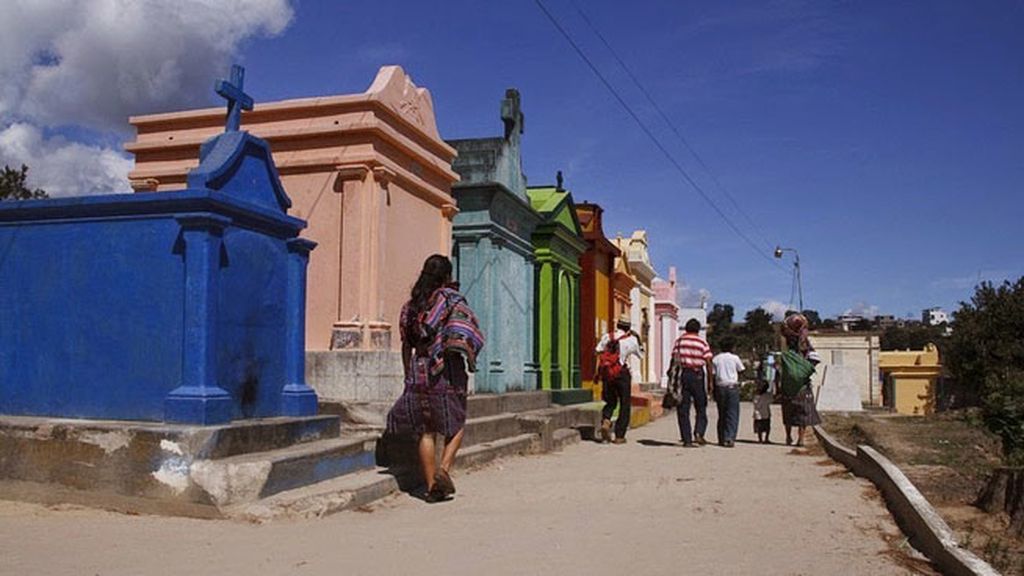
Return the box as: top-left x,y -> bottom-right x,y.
126,66 -> 459,351
653,267 -> 680,386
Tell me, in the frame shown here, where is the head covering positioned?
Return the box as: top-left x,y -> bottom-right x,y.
616,314 -> 631,329
781,313 -> 808,339
782,313 -> 813,356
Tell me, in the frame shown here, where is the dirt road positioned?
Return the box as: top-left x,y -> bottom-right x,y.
0,405 -> 916,575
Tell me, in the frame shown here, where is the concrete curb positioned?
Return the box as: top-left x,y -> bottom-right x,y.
813,426 -> 999,576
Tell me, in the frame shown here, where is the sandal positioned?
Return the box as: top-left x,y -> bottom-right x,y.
424,487 -> 446,503
434,469 -> 456,497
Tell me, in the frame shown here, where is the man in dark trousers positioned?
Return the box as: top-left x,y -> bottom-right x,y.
672,319 -> 714,447
595,315 -> 643,444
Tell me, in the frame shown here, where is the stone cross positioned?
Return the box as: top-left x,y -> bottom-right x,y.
216,64 -> 254,132
502,88 -> 524,141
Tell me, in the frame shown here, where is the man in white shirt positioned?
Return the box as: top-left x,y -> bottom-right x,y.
595,315 -> 643,444
711,336 -> 745,447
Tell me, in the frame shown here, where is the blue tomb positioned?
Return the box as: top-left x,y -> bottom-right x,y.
0,65 -> 319,425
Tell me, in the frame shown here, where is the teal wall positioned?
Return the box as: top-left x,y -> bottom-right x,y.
448,90 -> 541,393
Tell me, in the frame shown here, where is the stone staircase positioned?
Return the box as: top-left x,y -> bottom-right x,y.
227,391 -> 602,521
0,392 -> 607,521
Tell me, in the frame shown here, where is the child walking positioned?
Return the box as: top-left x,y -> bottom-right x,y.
753,356 -> 774,444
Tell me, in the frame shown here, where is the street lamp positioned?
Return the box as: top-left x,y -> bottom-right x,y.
774,246 -> 803,312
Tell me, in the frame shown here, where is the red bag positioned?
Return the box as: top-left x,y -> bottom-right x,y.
597,332 -> 622,382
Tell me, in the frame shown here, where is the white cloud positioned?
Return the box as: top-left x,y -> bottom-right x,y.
678,280 -> 711,308
758,299 -> 790,321
0,123 -> 132,197
844,302 -> 881,318
1,0 -> 293,131
0,0 -> 293,196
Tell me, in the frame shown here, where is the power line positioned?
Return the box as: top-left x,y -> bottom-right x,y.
533,0 -> 783,270
569,0 -> 778,254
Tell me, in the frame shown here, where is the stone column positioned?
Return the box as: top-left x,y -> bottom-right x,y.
281,238 -> 319,416
165,214 -> 234,424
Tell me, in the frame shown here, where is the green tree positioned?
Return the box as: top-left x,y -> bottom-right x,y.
0,164 -> 47,201
880,324 -> 947,352
738,307 -> 776,358
851,318 -> 874,332
707,303 -> 734,350
946,278 -> 1024,463
801,309 -> 822,329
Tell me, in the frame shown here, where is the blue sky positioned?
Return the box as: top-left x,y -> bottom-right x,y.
2,0 -> 1022,320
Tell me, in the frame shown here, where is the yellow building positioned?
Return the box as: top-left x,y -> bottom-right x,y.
615,231 -> 657,384
878,344 -> 943,416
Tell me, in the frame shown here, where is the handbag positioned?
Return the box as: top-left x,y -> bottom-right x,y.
662,357 -> 683,409
662,388 -> 680,410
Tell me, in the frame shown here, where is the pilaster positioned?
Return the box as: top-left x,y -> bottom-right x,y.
281,238 -> 319,416
165,214 -> 234,424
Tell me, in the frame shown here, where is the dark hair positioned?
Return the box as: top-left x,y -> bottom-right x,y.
684,318 -> 701,333
409,254 -> 453,315
719,336 -> 735,352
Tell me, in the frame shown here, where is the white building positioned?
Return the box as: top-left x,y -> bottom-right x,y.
922,307 -> 949,326
808,332 -> 881,409
678,306 -> 708,340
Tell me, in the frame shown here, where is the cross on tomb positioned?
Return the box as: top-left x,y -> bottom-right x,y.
216,64 -> 254,132
502,88 -> 524,141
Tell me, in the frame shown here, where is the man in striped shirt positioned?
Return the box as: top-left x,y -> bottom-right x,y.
671,318 -> 714,447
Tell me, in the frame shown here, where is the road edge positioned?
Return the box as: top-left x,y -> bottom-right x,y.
813,425 -> 999,576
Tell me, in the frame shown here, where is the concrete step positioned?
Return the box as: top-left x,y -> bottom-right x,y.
638,382 -> 662,393
318,401 -> 390,430
551,428 -> 581,452
456,433 -> 538,468
229,432 -> 541,522
376,410 -> 526,469
463,413 -> 523,446
467,391 -> 552,418
195,434 -> 377,506
550,388 -> 594,406
227,468 -> 402,522
199,415 -> 342,458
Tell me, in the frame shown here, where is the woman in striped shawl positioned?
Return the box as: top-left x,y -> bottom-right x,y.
386,254 -> 485,502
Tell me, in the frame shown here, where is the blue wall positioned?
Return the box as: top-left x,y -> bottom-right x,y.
0,130 -> 319,424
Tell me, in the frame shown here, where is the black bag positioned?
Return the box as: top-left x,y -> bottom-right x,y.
662,357 -> 683,409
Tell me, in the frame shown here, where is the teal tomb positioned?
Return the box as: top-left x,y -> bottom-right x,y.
447,90 -> 542,393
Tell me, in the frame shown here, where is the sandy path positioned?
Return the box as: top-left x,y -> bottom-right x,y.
0,404 -> 914,576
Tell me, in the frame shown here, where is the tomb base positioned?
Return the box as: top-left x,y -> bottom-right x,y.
306,350 -> 405,404
329,322 -> 392,351
551,389 -> 595,406
0,414 -> 381,518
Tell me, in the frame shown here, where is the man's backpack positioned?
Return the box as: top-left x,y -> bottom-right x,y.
597,332 -> 623,382
778,349 -> 815,397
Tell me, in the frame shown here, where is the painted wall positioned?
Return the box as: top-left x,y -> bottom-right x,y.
809,333 -> 882,406
528,186 -> 586,403
447,90 -> 540,393
127,66 -> 459,353
879,345 -> 941,415
0,130 -> 316,424
576,202 -> 618,397
653,267 -> 680,386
